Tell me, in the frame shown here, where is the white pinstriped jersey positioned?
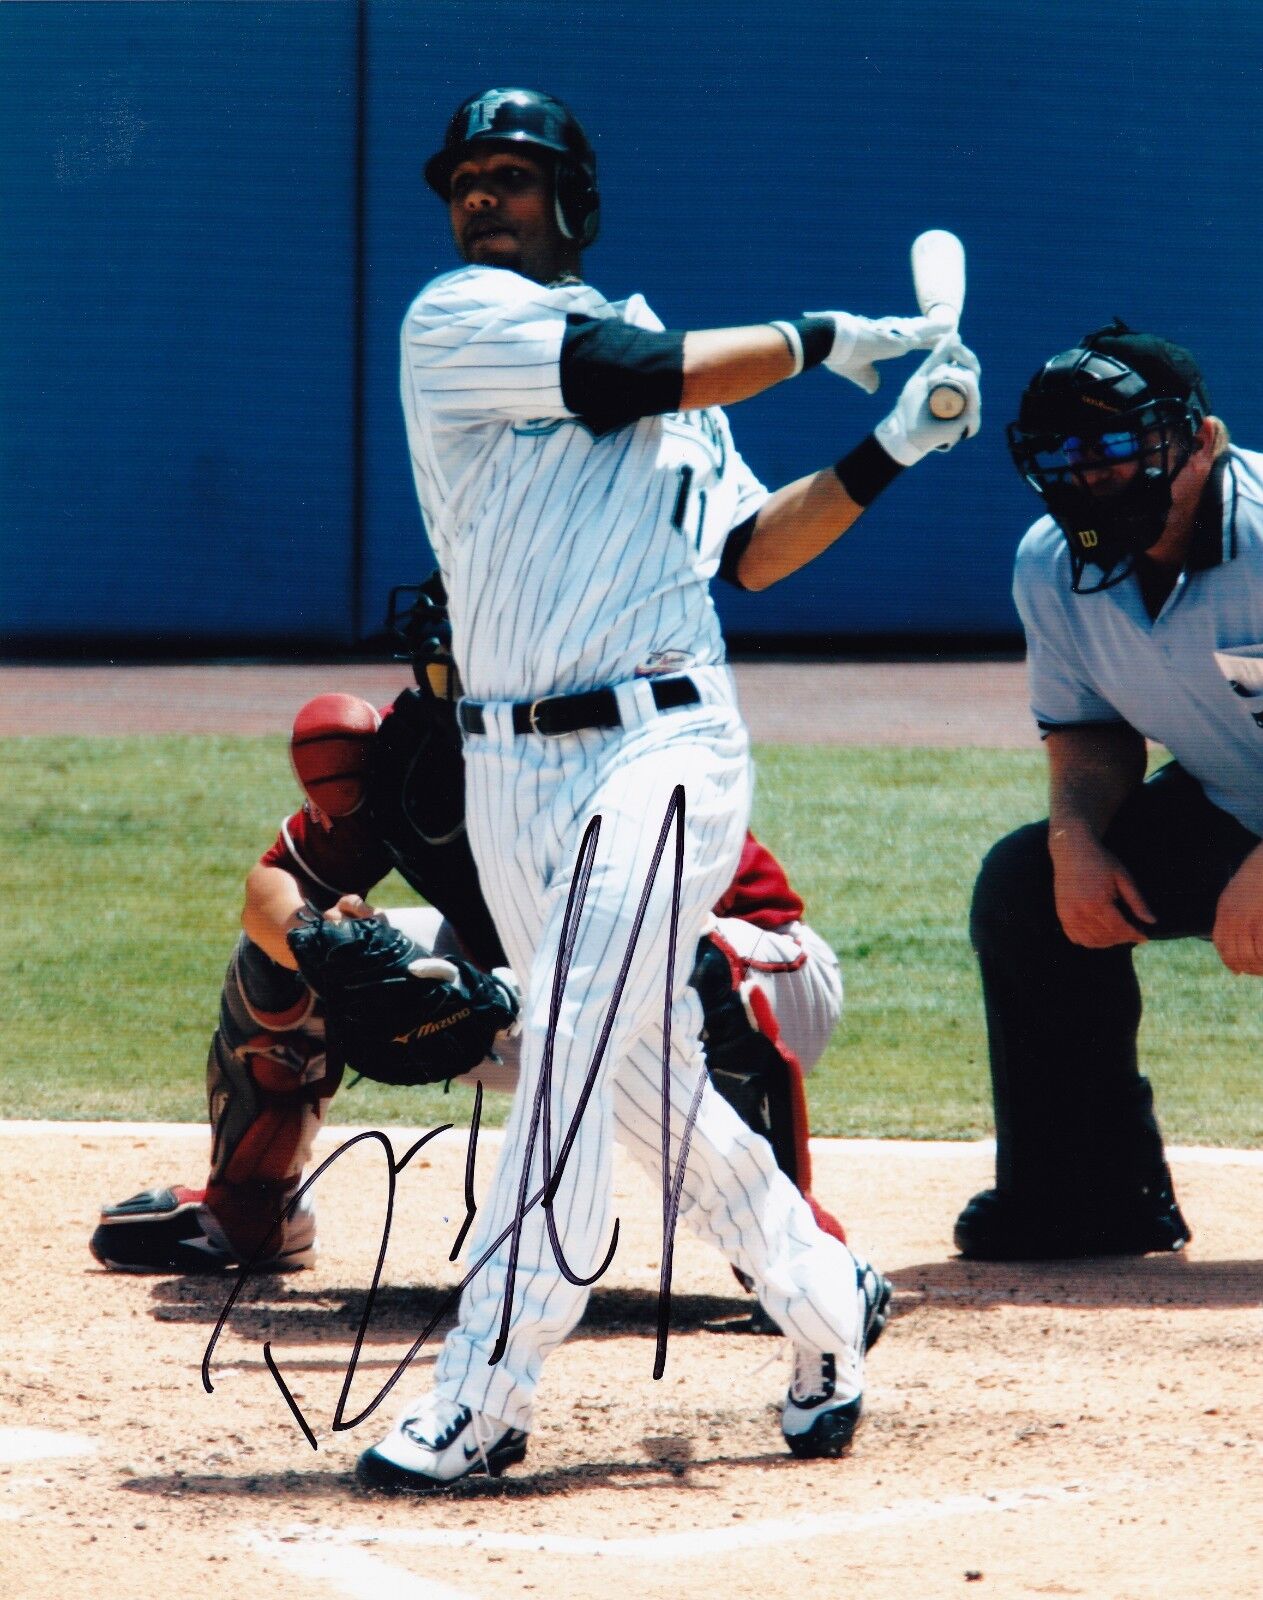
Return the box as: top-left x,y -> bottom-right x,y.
401,265 -> 768,701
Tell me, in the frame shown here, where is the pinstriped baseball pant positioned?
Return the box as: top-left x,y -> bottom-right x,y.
433,681 -> 863,1430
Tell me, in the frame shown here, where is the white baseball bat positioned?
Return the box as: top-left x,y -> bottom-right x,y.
910,229 -> 968,419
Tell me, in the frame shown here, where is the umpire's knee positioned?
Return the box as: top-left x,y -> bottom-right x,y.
969,821 -> 1055,957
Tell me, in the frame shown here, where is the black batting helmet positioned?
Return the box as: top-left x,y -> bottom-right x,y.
424,87 -> 599,247
1006,322 -> 1209,591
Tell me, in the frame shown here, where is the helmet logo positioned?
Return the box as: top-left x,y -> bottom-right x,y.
1077,529 -> 1099,549
462,89 -> 563,148
464,90 -> 517,138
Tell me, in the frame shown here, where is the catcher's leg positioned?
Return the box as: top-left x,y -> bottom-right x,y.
691,932 -> 846,1247
90,936 -> 335,1272
707,914 -> 843,1073
204,935 -> 340,1258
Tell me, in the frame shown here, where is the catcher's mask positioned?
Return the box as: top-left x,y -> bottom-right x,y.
386,572 -> 457,699
424,87 -> 599,247
1006,321 -> 1209,593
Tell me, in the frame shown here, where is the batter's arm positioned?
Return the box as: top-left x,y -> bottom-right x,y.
680,311 -> 954,408
560,311 -> 949,434
723,343 -> 980,589
1044,724 -> 1155,947
679,325 -> 810,408
560,320 -> 797,434
725,466 -> 866,591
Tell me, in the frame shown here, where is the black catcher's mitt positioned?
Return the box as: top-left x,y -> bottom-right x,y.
286,910 -> 519,1087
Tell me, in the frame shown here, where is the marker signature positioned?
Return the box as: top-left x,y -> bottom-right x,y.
203,785 -> 704,1446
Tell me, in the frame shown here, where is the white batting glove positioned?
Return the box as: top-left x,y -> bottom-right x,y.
874,339 -> 981,466
811,310 -> 955,393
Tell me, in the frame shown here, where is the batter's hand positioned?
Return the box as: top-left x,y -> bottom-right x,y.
812,311 -> 952,393
1212,842 -> 1263,975
874,339 -> 981,465
1050,832 -> 1155,948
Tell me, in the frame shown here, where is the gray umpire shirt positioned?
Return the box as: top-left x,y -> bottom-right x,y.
1013,445 -> 1263,838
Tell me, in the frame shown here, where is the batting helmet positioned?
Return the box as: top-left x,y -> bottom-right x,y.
424,87 -> 600,247
1006,322 -> 1209,591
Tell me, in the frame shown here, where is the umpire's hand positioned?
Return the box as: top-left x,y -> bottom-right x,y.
1213,842 -> 1263,975
1049,830 -> 1155,947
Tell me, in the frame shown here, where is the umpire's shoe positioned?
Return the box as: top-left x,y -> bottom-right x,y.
357,1395 -> 527,1492
953,1184 -> 1191,1261
89,1185 -> 316,1273
781,1257 -> 893,1459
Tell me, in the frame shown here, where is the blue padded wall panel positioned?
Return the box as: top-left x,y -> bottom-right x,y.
4,1 -> 1261,649
0,3 -> 358,645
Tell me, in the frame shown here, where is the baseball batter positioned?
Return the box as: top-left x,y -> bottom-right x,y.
89,670 -> 850,1279
357,88 -> 980,1490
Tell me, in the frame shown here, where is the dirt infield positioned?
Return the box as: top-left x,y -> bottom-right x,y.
0,657 -> 1036,745
3,1122 -> 1260,1600
6,659 -> 1260,1598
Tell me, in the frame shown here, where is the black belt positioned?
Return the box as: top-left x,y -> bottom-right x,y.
458,675 -> 700,737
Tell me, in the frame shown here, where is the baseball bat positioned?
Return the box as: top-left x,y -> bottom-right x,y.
910,230 -> 968,419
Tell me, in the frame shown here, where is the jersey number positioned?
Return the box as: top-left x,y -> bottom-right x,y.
670,465 -> 707,550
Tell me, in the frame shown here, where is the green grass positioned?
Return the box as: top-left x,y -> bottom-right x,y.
4,737 -> 1259,1145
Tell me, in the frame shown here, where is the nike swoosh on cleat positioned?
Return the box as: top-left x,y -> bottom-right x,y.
181,1235 -> 228,1258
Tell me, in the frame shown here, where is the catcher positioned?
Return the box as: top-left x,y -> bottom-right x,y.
89,582 -> 847,1278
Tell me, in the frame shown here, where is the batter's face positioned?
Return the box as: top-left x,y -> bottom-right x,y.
447,148 -> 578,283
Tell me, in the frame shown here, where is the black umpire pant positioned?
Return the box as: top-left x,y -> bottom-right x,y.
970,761 -> 1258,1203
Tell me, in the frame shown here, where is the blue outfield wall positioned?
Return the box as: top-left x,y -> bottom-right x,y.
1,2 -> 360,647
3,1 -> 1262,650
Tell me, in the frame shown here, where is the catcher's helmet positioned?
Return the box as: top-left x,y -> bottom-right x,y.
1006,322 -> 1209,591
386,570 -> 457,698
424,87 -> 599,247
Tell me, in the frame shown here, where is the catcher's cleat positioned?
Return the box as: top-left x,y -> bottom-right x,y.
858,1258 -> 894,1351
356,1396 -> 527,1493
953,1185 -> 1191,1261
748,1301 -> 782,1336
781,1257 -> 893,1460
89,1185 -> 316,1274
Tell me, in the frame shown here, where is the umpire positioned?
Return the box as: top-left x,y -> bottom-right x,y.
956,320 -> 1263,1260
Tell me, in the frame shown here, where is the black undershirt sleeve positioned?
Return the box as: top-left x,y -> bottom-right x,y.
717,513 -> 759,589
560,314 -> 685,436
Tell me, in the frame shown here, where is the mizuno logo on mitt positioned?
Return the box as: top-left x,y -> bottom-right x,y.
393,1005 -> 472,1045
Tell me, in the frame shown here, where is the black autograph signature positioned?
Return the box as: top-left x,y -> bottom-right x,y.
203,785 -> 706,1447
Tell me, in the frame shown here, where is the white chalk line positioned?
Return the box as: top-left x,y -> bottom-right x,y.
256,1482 -> 1095,1567
247,1532 -> 481,1600
6,1120 -> 1263,1166
0,1427 -> 97,1466
0,1429 -> 98,1524
246,1481 -> 1103,1598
